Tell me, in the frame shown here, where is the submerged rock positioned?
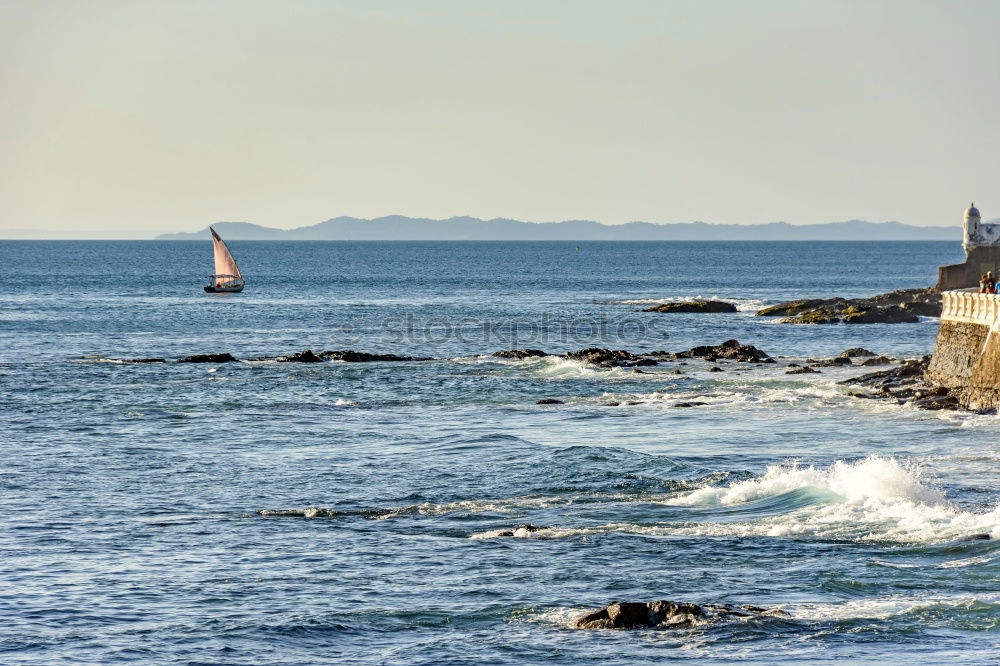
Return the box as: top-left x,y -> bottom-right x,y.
275,349 -> 323,363
177,353 -> 239,363
535,399 -> 564,405
641,300 -> 737,314
671,339 -> 774,363
673,401 -> 707,407
318,350 -> 430,362
563,347 -> 658,368
493,349 -> 548,359
105,357 -> 167,363
786,366 -> 819,374
571,600 -> 787,630
495,524 -> 544,537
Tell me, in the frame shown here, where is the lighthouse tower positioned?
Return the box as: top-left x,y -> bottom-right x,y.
939,202 -> 1000,289
963,202 -> 982,251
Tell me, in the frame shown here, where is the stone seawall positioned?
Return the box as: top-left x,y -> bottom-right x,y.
927,289 -> 1000,409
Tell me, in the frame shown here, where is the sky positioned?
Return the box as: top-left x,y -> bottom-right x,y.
1,0 -> 999,238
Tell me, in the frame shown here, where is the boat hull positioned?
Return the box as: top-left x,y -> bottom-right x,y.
203,285 -> 244,293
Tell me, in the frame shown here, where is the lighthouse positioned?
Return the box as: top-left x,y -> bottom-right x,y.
938,202 -> 1000,289
963,202 -> 981,251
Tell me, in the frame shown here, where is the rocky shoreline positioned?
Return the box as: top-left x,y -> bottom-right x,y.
80,337 -> 981,413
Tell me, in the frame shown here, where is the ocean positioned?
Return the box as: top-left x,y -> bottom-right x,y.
2,240 -> 998,664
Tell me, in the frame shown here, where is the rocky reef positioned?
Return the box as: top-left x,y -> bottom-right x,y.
756,288 -> 941,324
562,347 -> 659,368
641,300 -> 737,313
665,339 -> 775,363
571,600 -> 787,630
841,356 -> 961,411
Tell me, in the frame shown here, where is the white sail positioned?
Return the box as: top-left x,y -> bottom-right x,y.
210,227 -> 242,278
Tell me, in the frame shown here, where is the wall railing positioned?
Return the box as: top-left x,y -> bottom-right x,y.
941,289 -> 1000,326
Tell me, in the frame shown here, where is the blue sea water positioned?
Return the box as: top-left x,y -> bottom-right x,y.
1,240 -> 998,664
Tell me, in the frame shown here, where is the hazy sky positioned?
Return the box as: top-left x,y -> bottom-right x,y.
2,0 -> 999,238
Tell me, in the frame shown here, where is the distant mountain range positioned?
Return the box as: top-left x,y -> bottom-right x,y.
156,216 -> 961,241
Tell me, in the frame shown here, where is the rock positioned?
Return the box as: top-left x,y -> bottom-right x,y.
107,358 -> 167,363
492,349 -> 548,359
571,601 -> 787,630
860,356 -> 893,366
839,347 -> 876,358
756,299 -> 830,317
955,533 -> 992,542
496,524 -> 544,537
841,356 -> 930,389
177,353 -> 239,363
786,366 -> 819,374
536,399 -> 564,405
669,369 -> 684,375
319,350 -> 431,362
275,349 -> 323,363
756,288 -> 940,324
671,339 -> 774,363
839,356 -> 959,409
641,300 -> 737,314
812,357 -> 853,367
708,366 -> 724,372
673,402 -> 707,407
563,348 -> 658,368
632,368 -> 647,374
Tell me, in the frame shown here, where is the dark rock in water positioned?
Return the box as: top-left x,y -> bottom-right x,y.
492,349 -> 548,359
755,288 -> 940,324
495,524 -> 544,537
841,356 -> 930,389
536,399 -> 564,405
840,347 -> 876,358
319,350 -> 431,362
671,339 -> 774,364
632,368 -> 647,374
108,358 -> 167,363
571,600 -> 787,630
840,356 -> 960,410
257,507 -> 396,519
812,356 -> 853,367
641,300 -> 737,314
708,366 -> 724,372
564,347 -> 658,368
786,366 -> 819,374
275,349 -> 323,363
669,369 -> 684,375
177,353 -> 239,363
673,402 -> 707,408
956,533 -> 992,542
860,356 -> 893,366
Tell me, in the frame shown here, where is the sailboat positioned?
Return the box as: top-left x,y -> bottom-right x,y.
204,226 -> 245,293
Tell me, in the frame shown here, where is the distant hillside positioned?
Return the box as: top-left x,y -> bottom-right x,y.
156,216 -> 960,241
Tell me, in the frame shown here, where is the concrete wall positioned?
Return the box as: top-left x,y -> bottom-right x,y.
927,290 -> 1000,409
936,246 -> 1000,290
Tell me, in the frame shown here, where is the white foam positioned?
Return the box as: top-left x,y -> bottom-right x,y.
670,456 -> 946,507
790,594 -> 1000,622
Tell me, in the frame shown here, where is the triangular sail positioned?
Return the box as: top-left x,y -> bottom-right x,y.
210,227 -> 242,279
